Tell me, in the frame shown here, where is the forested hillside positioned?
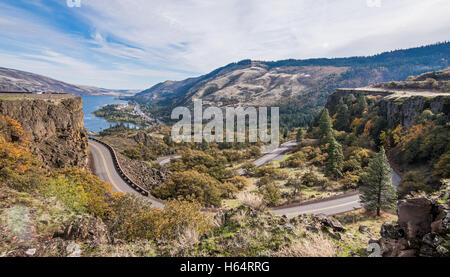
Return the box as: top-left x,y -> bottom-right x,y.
324,69 -> 449,196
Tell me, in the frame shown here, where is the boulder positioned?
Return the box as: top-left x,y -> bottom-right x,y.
398,249 -> 416,257
311,214 -> 346,232
398,197 -> 433,239
380,222 -> 404,239
372,197 -> 450,257
358,225 -> 371,234
378,237 -> 408,257
60,216 -> 110,244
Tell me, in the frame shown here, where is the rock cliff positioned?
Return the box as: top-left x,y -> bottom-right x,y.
372,196 -> 449,257
0,93 -> 89,169
327,87 -> 450,129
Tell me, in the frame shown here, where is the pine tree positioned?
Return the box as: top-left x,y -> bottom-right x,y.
335,102 -> 350,131
357,95 -> 368,115
360,147 -> 397,216
296,128 -> 304,142
318,109 -> 332,144
325,131 -> 344,179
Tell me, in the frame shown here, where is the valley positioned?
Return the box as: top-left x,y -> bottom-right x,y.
0,48 -> 449,258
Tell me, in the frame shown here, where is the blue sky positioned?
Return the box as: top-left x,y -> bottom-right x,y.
0,0 -> 449,90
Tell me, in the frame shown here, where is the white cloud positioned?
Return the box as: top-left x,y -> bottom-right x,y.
0,0 -> 449,89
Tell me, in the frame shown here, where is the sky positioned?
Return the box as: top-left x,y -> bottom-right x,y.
0,0 -> 449,90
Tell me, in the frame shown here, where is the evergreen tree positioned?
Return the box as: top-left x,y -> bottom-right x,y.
346,94 -> 356,105
335,101 -> 350,131
325,131 -> 344,179
357,95 -> 368,115
318,109 -> 332,144
296,128 -> 304,142
360,147 -> 397,216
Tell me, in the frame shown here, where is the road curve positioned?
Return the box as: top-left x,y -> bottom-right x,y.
89,139 -> 401,216
89,139 -> 164,208
272,194 -> 361,216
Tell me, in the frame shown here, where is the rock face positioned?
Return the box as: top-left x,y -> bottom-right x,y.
378,95 -> 449,129
116,152 -> 169,191
60,217 -> 111,245
326,88 -> 450,129
0,94 -> 89,169
373,197 -> 450,257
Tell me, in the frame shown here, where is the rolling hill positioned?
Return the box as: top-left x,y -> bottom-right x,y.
0,67 -> 137,96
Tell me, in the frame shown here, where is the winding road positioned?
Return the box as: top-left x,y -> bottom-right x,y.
89,139 -> 401,216
89,139 -> 164,208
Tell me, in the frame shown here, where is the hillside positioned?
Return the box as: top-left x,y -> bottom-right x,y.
374,67 -> 450,92
324,69 -> 449,196
0,67 -> 137,96
131,42 -> 450,128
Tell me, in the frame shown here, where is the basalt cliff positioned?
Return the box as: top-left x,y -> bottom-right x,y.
0,93 -> 89,169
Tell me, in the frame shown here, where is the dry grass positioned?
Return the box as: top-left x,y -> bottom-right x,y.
173,227 -> 200,250
275,233 -> 337,257
237,192 -> 266,211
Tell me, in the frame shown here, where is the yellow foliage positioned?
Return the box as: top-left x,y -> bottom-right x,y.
113,197 -> 213,241
350,118 -> 363,133
0,115 -> 29,144
392,125 -> 404,145
226,176 -> 249,190
0,135 -> 43,191
400,124 -> 430,151
42,175 -> 89,213
362,120 -> 374,137
54,168 -> 122,219
379,130 -> 391,150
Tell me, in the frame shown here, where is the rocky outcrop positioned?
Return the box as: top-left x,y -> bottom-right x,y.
0,94 -> 89,169
116,152 -> 169,191
326,88 -> 450,129
59,216 -> 111,245
379,95 -> 449,129
372,197 -> 450,257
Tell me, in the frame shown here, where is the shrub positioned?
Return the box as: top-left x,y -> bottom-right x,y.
254,166 -> 287,180
280,152 -> 307,168
226,176 -> 249,190
259,183 -> 281,207
285,174 -> 304,196
0,137 -> 45,192
152,170 -> 223,207
341,172 -> 360,190
301,170 -> 323,187
342,159 -> 362,173
109,196 -> 212,241
256,175 -> 271,188
55,168 -> 120,219
242,162 -> 256,177
433,151 -> 450,179
42,175 -> 89,214
399,171 -> 429,196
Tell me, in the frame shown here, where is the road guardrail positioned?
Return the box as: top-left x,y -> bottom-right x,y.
89,137 -> 150,197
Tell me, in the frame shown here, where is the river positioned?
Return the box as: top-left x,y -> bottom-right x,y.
81,95 -> 137,133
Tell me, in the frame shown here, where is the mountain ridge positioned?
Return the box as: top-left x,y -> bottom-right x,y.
131,42 -> 450,128
0,67 -> 137,96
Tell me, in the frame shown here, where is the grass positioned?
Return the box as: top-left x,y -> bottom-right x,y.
334,209 -> 398,257
0,97 -> 23,101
